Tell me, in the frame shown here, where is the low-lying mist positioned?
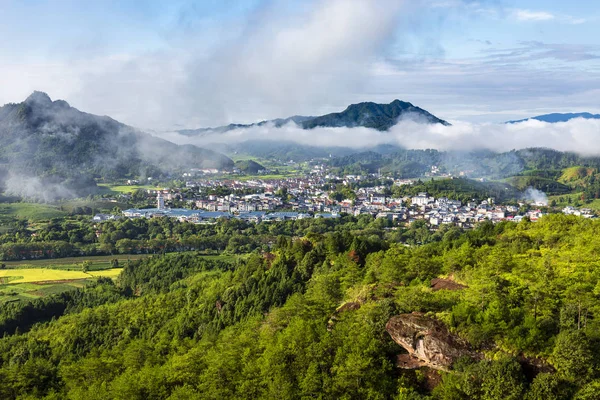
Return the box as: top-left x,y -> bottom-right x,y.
161,116 -> 600,155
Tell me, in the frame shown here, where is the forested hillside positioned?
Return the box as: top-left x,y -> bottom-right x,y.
0,92 -> 233,200
1,215 -> 600,398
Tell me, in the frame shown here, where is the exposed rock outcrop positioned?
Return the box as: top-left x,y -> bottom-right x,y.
430,278 -> 466,291
386,312 -> 478,371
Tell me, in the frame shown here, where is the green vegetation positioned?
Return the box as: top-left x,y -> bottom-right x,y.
558,166 -> 596,183
2,254 -> 147,270
98,184 -> 156,194
0,92 -> 233,201
0,215 -> 598,398
234,159 -> 266,174
392,177 -> 520,203
302,99 -> 448,130
0,203 -> 67,221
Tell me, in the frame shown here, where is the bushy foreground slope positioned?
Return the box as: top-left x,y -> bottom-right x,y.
1,215 -> 600,399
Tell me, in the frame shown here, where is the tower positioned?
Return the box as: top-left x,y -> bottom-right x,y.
157,192 -> 165,210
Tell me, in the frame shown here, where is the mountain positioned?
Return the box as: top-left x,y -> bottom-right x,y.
301,99 -> 449,130
178,116 -> 313,136
507,112 -> 600,124
178,100 -> 448,136
234,159 -> 266,174
0,92 -> 233,200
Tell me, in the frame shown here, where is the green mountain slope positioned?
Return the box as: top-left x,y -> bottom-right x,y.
178,99 -> 448,136
0,92 -> 233,198
0,215 -> 599,398
302,99 -> 449,130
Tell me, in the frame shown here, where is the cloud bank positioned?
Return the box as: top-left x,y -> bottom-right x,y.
162,117 -> 600,155
72,0 -> 407,129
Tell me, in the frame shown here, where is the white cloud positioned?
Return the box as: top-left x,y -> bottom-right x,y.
511,9 -> 587,25
160,117 -> 600,155
66,0 -> 407,130
513,9 -> 555,22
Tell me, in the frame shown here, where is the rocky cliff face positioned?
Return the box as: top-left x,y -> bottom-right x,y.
386,312 -> 477,371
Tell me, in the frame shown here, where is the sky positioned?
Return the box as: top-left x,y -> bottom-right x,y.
1,0 -> 599,129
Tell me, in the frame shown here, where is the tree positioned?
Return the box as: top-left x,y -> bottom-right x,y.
81,261 -> 92,273
551,330 -> 595,382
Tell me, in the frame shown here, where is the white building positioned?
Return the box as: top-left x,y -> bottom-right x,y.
412,192 -> 434,206
157,193 -> 165,210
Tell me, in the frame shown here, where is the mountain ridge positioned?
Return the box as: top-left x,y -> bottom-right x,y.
0,92 -> 233,200
507,112 -> 600,124
178,99 -> 449,136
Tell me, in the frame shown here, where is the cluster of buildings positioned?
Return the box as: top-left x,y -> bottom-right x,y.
403,193 -> 543,227
119,192 -> 339,223
97,172 -> 598,227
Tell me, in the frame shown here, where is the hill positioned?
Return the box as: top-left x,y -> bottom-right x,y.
301,99 -> 449,130
178,115 -> 314,136
0,92 -> 233,199
507,112 -> 600,124
178,99 -> 448,136
1,215 -> 600,398
234,159 -> 266,174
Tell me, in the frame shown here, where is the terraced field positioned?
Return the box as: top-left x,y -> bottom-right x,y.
0,268 -> 122,283
0,268 -> 122,304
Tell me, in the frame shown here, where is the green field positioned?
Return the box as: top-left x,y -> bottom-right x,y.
0,253 -> 240,304
98,184 -> 156,194
0,203 -> 67,221
3,254 -> 147,270
0,268 -> 122,304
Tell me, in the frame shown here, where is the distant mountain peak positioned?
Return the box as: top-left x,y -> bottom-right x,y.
507,112 -> 600,124
24,91 -> 71,110
178,99 -> 448,136
302,99 -> 449,130
25,91 -> 53,105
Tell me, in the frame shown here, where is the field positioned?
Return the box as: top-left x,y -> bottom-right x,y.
3,254 -> 148,271
0,253 -> 240,304
0,203 -> 67,221
98,183 -> 156,194
0,268 -> 122,283
0,268 -> 122,304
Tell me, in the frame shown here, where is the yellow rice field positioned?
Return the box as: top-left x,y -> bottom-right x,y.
0,268 -> 122,283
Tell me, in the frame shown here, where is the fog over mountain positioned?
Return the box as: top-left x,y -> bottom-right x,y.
163,106 -> 600,157
178,100 -> 448,136
0,92 -> 233,201
507,112 -> 600,124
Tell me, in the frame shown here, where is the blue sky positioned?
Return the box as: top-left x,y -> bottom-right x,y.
1,0 -> 599,128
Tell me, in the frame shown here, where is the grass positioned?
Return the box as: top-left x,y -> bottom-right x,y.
0,253 -> 240,304
98,184 -> 156,194
0,203 -> 67,221
0,279 -> 92,304
0,268 -> 122,284
558,166 -> 595,184
3,254 -> 148,270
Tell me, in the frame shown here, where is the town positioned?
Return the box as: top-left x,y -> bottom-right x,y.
95,171 -> 596,227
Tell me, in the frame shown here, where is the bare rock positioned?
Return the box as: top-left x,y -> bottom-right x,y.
430,278 -> 466,291
386,312 -> 477,371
